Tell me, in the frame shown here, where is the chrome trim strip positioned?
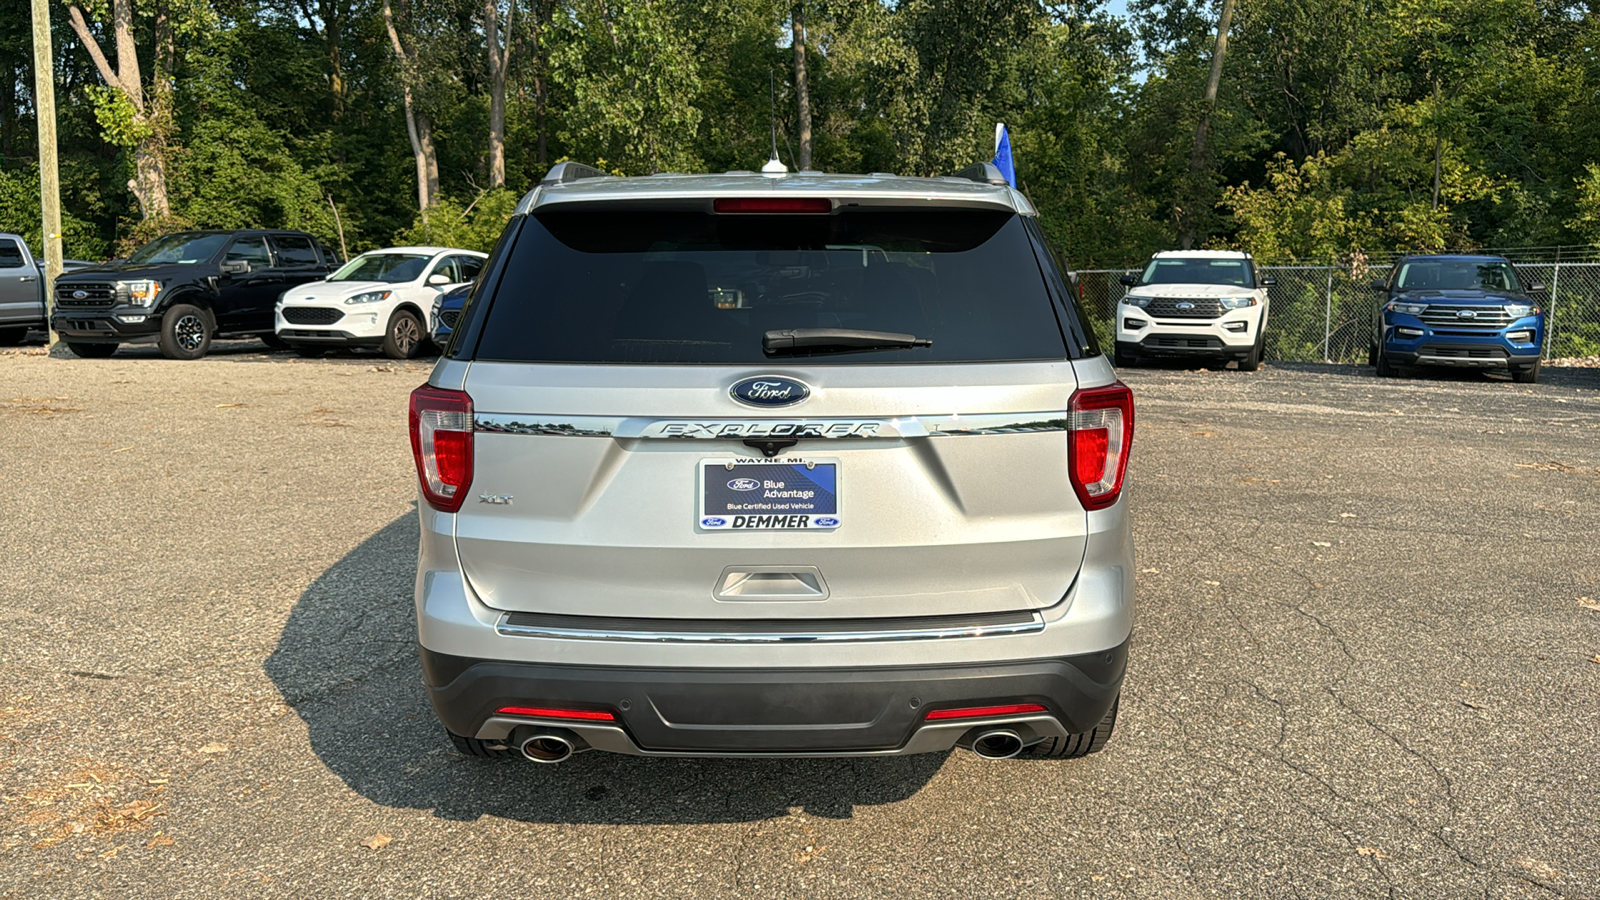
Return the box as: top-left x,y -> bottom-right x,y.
472,714 -> 1071,755
474,412 -> 1071,439
494,612 -> 1045,643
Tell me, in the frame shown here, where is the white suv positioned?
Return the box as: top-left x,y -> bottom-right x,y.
276,246 -> 486,358
1114,250 -> 1273,371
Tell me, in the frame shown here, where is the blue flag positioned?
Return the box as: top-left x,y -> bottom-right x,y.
993,123 -> 1016,188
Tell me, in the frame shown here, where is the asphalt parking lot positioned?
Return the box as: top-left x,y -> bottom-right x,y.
2,343 -> 1598,898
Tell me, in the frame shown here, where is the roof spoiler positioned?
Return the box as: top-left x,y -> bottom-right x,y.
951,161 -> 1009,187
540,161 -> 609,185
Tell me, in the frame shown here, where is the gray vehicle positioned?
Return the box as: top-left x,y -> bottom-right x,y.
0,233 -> 90,344
410,162 -> 1135,763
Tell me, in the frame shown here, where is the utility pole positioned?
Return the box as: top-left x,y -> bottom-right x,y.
32,0 -> 63,347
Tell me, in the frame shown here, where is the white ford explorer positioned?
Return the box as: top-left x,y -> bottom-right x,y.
1114,250 -> 1273,371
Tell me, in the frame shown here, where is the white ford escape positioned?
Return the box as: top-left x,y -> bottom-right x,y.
409,161 -> 1135,763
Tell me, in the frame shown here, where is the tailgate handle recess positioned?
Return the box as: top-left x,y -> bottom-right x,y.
715,566 -> 829,601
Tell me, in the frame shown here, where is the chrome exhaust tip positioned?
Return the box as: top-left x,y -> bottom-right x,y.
969,729 -> 1025,760
519,733 -> 575,764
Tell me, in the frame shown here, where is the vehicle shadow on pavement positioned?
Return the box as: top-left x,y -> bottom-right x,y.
265,514 -> 945,824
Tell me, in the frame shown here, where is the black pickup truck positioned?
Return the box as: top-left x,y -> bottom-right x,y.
51,229 -> 337,359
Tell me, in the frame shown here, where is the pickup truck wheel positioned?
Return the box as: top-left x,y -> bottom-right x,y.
158,304 -> 213,360
1511,360 -> 1541,384
0,326 -> 27,346
381,310 -> 424,359
447,730 -> 515,759
1025,695 -> 1118,759
66,341 -> 117,359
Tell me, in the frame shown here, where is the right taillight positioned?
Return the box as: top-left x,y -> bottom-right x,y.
1069,382 -> 1134,511
409,384 -> 474,512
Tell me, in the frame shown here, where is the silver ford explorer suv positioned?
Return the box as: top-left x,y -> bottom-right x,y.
409,161 -> 1135,764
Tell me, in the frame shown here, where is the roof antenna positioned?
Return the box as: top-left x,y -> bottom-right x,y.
762,70 -> 787,175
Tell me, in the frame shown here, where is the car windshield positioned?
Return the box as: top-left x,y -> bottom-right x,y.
1139,258 -> 1255,287
1395,260 -> 1521,292
329,253 -> 430,283
472,209 -> 1070,365
125,233 -> 230,265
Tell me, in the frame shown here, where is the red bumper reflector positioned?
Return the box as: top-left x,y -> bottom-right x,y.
495,706 -> 617,722
713,197 -> 832,214
924,703 -> 1048,721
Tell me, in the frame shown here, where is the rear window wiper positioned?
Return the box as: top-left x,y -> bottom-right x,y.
763,328 -> 933,356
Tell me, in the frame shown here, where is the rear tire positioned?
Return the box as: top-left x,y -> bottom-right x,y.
1511,360 -> 1541,384
0,326 -> 27,346
448,730 -> 515,759
1025,695 -> 1118,759
66,341 -> 117,359
381,309 -> 424,359
158,303 -> 213,360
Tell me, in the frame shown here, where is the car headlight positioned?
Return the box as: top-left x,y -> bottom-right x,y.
1387,300 -> 1428,315
1121,295 -> 1152,308
116,280 -> 161,307
1219,297 -> 1257,309
344,290 -> 392,305
1503,303 -> 1537,318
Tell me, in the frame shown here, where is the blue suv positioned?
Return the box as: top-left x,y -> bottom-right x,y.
1370,255 -> 1546,383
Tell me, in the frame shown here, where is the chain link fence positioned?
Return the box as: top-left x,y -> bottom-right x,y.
1075,259 -> 1600,363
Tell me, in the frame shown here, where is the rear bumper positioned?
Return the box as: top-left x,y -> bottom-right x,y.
422,640 -> 1127,755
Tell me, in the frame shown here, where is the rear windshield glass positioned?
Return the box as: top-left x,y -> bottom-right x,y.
1394,259 -> 1521,292
1139,257 -> 1255,287
471,210 -> 1069,364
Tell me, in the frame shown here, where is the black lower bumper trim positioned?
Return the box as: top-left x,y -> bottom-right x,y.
420,639 -> 1129,753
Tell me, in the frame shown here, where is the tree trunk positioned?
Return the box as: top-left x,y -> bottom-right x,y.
531,0 -> 547,166
1180,0 -> 1236,249
383,0 -> 438,211
485,0 -> 513,188
65,0 -> 170,220
325,0 -> 345,117
792,5 -> 812,171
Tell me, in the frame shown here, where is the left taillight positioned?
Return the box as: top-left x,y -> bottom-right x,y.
409,384 -> 474,512
1068,381 -> 1134,511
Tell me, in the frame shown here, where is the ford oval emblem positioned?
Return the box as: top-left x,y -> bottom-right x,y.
72,290 -> 88,300
728,478 -> 761,492
1457,309 -> 1477,318
814,517 -> 840,527
730,375 -> 810,408
1175,301 -> 1195,310
701,517 -> 726,527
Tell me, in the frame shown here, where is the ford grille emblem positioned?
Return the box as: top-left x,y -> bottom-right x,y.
727,478 -> 761,492
1175,301 -> 1195,310
730,375 -> 810,408
72,290 -> 88,300
1457,309 -> 1477,318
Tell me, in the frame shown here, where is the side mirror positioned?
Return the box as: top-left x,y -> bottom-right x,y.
1259,276 -> 1276,287
1119,273 -> 1138,287
427,273 -> 451,286
1526,282 -> 1546,294
219,260 -> 250,276
1369,279 -> 1388,292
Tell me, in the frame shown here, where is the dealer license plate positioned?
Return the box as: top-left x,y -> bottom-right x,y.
698,458 -> 839,530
